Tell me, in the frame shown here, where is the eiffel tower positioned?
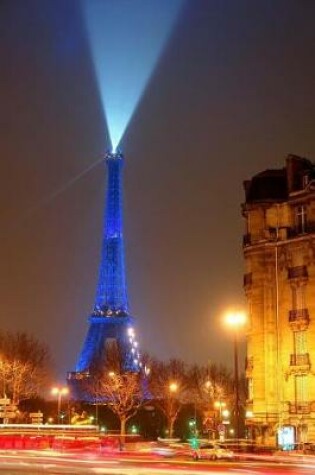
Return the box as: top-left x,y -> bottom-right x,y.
68,151 -> 141,400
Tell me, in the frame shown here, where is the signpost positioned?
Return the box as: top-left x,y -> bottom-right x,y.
30,412 -> 43,424
0,398 -> 11,405
0,398 -> 13,423
217,423 -> 226,442
0,412 -> 16,419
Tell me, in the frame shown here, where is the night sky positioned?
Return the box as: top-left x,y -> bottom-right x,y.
1,0 -> 315,382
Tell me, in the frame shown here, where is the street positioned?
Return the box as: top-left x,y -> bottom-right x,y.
0,450 -> 314,474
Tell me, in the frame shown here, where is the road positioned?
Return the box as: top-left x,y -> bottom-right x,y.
0,451 -> 314,475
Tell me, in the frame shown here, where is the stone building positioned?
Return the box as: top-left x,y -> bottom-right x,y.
242,154 -> 315,445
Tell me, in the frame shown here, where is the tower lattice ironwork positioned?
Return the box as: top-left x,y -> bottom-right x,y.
68,150 -> 140,399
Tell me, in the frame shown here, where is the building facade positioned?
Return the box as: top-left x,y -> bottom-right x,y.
243,154 -> 315,445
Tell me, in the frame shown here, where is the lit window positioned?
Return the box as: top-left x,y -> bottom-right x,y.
294,330 -> 307,355
296,374 -> 308,402
248,378 -> 253,401
295,206 -> 307,234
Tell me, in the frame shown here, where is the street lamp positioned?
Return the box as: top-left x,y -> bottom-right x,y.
0,358 -> 8,424
168,382 -> 178,438
0,358 -> 7,398
222,408 -> 230,419
169,382 -> 178,393
224,310 -> 247,442
214,400 -> 226,422
51,386 -> 69,424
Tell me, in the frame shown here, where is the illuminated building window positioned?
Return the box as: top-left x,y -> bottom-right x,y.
296,374 -> 308,402
297,285 -> 306,309
291,284 -> 306,311
295,205 -> 307,234
294,330 -> 307,355
248,378 -> 253,401
292,286 -> 297,310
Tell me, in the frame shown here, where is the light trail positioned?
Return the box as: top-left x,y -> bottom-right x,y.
0,450 -> 314,475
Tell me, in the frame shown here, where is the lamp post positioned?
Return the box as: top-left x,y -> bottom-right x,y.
0,358 -> 8,424
224,310 -> 246,442
214,400 -> 226,423
0,359 -> 6,398
51,387 -> 69,424
168,382 -> 178,438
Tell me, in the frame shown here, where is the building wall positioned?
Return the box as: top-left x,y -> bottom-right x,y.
243,156 -> 315,444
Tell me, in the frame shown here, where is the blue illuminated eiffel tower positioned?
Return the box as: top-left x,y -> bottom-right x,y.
68,151 -> 140,399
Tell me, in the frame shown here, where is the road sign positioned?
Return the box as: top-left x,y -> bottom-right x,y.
30,412 -> 43,418
30,412 -> 43,424
0,405 -> 18,412
0,398 -> 11,405
0,412 -> 16,418
217,424 -> 226,432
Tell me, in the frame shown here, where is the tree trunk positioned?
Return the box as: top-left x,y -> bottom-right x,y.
169,418 -> 175,439
120,416 -> 126,449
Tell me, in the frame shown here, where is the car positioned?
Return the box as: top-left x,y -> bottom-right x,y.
192,442 -> 234,461
152,442 -> 191,457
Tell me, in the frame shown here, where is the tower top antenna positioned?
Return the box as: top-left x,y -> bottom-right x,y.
106,149 -> 123,161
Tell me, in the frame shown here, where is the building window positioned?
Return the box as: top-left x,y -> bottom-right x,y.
297,285 -> 306,309
291,284 -> 306,311
292,285 -> 297,310
296,374 -> 308,402
248,378 -> 253,401
294,330 -> 307,355
295,205 -> 307,234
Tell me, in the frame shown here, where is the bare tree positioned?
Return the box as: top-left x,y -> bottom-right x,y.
100,372 -> 142,438
0,331 -> 52,404
189,363 -> 234,436
148,358 -> 190,439
83,341 -> 144,439
190,363 -> 233,407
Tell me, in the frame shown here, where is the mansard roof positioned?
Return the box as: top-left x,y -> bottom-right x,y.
244,154 -> 315,204
244,168 -> 287,203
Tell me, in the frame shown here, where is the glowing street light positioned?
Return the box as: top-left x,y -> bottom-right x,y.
51,386 -> 69,424
168,382 -> 178,439
169,382 -> 178,393
224,310 -> 247,441
214,400 -> 226,422
225,311 -> 247,328
222,409 -> 230,419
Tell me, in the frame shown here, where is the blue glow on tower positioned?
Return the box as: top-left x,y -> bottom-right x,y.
73,150 -> 140,380
94,150 -> 128,316
82,0 -> 183,151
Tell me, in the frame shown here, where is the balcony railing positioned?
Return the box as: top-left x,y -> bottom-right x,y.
289,308 -> 310,328
288,402 -> 311,414
288,266 -> 308,280
287,222 -> 315,238
290,353 -> 310,367
244,222 -> 315,247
